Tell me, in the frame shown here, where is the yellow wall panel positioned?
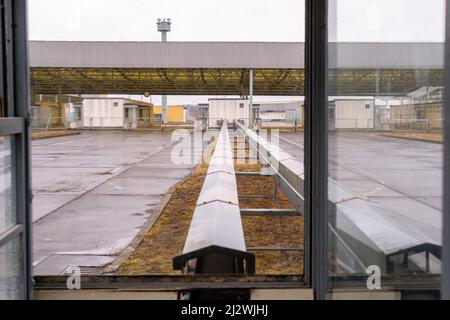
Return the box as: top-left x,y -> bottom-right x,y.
153,105 -> 184,122
167,106 -> 184,122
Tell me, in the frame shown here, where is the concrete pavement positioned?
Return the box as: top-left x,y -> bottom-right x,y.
32,130 -> 198,275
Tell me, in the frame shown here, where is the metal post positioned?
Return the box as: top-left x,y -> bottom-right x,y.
157,18 -> 171,124
161,32 -> 167,42
249,69 -> 254,128
442,0 -> 450,300
273,179 -> 279,200
305,0 -> 328,300
57,85 -> 63,126
45,110 -> 52,132
161,95 -> 168,124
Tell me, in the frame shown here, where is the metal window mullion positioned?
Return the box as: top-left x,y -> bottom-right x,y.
304,0 -> 329,300
0,7 -> 3,117
11,0 -> 33,300
442,0 -> 450,301
2,0 -> 16,117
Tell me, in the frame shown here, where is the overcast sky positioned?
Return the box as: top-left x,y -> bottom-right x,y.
28,0 -> 446,104
29,0 -> 445,42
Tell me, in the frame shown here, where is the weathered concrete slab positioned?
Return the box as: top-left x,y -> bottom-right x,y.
32,166 -> 117,194
33,194 -> 160,266
32,130 -> 199,275
120,166 -> 192,180
32,194 -> 79,222
90,177 -> 181,196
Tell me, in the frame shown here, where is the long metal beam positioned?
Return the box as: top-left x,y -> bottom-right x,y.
28,41 -> 444,96
173,121 -> 255,275
33,275 -> 305,291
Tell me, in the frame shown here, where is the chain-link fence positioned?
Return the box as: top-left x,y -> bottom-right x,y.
328,118 -> 444,132
30,116 -> 164,132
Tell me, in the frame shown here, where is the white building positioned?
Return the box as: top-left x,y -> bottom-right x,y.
82,98 -> 153,129
329,99 -> 375,130
208,98 -> 250,128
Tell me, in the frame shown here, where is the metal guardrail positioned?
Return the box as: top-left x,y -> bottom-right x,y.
234,120 -> 442,275
234,120 -> 304,214
31,116 -> 163,131
173,121 -> 255,275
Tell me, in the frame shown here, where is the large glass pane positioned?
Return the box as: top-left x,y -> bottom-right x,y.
328,0 -> 444,299
0,136 -> 16,233
28,0 -> 306,286
0,237 -> 25,300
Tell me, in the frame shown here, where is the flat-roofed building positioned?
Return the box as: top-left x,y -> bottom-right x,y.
82,98 -> 154,129
328,99 -> 375,130
390,102 -> 443,130
207,98 -> 250,128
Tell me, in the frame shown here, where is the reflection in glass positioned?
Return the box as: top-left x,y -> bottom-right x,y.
328,0 -> 444,293
0,237 -> 24,300
0,136 -> 16,233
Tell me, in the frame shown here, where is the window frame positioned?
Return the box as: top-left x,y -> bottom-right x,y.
304,0 -> 450,300
1,0 -> 449,301
304,0 -> 329,300
442,0 -> 450,301
0,0 -> 33,300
